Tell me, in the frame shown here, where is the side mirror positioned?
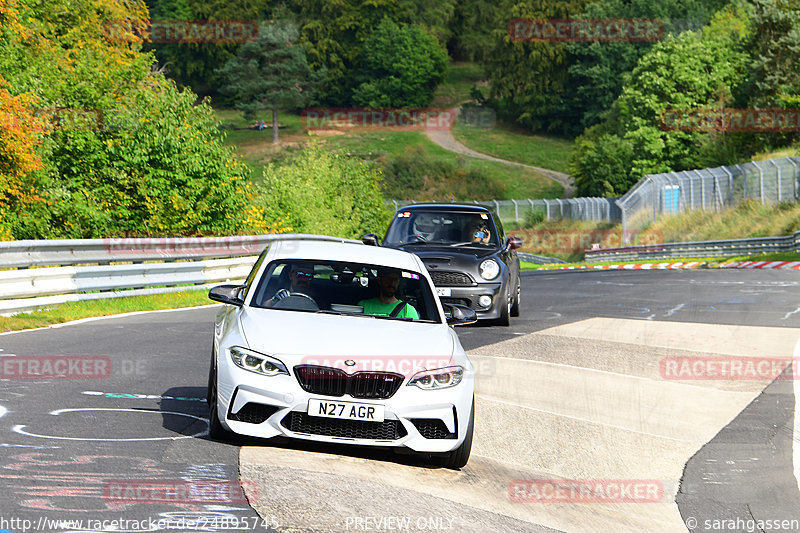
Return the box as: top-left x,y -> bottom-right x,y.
506,236 -> 523,250
362,233 -> 381,246
209,284 -> 245,306
443,304 -> 477,326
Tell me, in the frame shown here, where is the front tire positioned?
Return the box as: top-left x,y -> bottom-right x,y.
494,287 -> 511,326
208,362 -> 235,441
510,277 -> 521,317
438,398 -> 474,469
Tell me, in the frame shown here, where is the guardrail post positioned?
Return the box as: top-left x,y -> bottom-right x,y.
752,160 -> 764,204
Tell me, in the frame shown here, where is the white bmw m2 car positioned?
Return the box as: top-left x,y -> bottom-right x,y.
207,237 -> 477,468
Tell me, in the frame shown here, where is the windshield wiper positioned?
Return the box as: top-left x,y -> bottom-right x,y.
399,240 -> 448,246
449,241 -> 492,247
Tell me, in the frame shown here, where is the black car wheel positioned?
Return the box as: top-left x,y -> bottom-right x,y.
510,276 -> 521,317
437,398 -> 474,469
495,287 -> 511,326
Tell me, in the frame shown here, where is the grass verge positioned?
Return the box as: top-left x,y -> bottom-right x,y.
452,120 -> 574,173
0,290 -> 213,334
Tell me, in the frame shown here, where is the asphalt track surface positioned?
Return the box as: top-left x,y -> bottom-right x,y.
0,269 -> 798,532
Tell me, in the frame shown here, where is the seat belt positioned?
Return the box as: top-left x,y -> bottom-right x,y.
389,300 -> 407,318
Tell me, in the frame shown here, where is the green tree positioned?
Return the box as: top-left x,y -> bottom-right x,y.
482,0 -> 593,134
218,21 -> 323,144
570,5 -> 752,195
288,0 -> 456,105
256,145 -> 391,238
352,19 -> 448,108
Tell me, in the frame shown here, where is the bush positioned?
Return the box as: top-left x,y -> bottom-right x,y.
255,145 -> 391,238
380,145 -> 505,201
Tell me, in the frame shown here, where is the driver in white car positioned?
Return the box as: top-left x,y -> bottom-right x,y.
270,263 -> 316,304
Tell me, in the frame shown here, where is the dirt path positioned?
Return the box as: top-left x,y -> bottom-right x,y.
426,124 -> 575,198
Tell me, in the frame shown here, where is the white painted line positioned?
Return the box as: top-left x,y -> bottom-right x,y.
0,405 -> 6,419
794,338 -> 800,496
12,407 -> 207,441
477,394 -> 696,443
664,303 -> 685,317
0,303 -> 221,337
784,307 -> 800,320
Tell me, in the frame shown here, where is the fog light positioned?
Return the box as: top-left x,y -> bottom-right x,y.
478,295 -> 492,307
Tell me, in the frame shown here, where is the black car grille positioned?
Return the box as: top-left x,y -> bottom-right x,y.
410,418 -> 457,439
294,365 -> 404,399
429,271 -> 474,286
281,411 -> 407,440
228,403 -> 280,424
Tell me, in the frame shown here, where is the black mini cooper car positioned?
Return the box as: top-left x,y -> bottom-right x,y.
371,204 -> 522,326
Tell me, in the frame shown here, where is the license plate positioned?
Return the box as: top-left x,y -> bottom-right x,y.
307,399 -> 385,422
436,288 -> 451,297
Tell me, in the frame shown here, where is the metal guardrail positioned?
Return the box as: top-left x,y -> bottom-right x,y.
0,234 -> 359,269
0,234 -> 361,315
517,252 -> 566,264
584,231 -> 800,262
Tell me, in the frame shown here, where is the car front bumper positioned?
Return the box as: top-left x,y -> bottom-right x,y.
215,357 -> 474,453
437,281 -> 507,320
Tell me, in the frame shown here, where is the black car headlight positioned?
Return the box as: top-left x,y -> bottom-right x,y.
229,346 -> 288,377
408,366 -> 464,390
479,259 -> 500,280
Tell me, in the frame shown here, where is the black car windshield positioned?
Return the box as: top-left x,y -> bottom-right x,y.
384,210 -> 499,247
249,260 -> 441,322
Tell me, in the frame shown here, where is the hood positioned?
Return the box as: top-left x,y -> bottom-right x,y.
239,307 -> 455,375
395,245 -> 498,260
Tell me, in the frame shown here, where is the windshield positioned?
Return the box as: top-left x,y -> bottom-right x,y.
384,210 -> 499,247
249,260 -> 441,323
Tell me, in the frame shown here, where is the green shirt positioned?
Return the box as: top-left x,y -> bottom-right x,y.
358,298 -> 420,319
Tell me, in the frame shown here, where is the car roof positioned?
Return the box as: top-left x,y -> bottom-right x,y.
395,203 -> 492,214
267,239 -> 424,272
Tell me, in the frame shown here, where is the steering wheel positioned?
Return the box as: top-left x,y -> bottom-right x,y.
271,292 -> 319,311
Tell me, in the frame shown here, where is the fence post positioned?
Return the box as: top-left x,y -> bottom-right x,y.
786,158 -> 799,200
737,164 -> 747,199
721,166 -> 733,205
769,159 -> 782,202
544,199 -> 551,220
511,199 -> 519,222
752,160 -> 764,204
694,170 -> 706,209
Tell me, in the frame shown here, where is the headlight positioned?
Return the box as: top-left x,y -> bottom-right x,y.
479,259 -> 500,280
229,346 -> 288,377
408,366 -> 464,390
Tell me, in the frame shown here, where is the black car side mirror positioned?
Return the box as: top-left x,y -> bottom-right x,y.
443,304 -> 477,326
209,284 -> 245,306
362,233 -> 381,246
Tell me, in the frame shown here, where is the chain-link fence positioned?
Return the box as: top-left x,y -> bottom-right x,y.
618,156 -> 800,239
387,197 -> 619,225
388,156 -> 800,234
